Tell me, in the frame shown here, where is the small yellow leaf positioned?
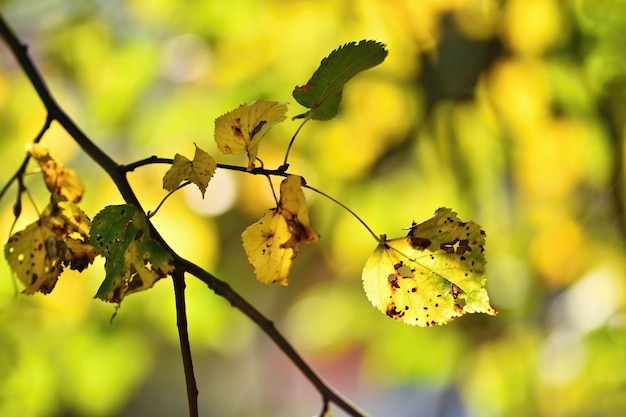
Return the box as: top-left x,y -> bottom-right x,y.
163,144 -> 216,196
241,175 -> 319,285
214,98 -> 288,170
28,143 -> 84,203
362,208 -> 497,327
278,175 -> 319,247
241,209 -> 294,285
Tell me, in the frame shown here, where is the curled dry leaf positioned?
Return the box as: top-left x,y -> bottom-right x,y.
28,143 -> 84,203
3,195 -> 96,294
242,175 -> 319,285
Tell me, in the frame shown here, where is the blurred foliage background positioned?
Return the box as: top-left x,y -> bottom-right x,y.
1,0 -> 625,416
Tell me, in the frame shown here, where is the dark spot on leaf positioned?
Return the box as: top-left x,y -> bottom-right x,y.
128,276 -> 144,291
232,126 -> 243,137
386,302 -> 403,319
250,120 -> 267,138
451,284 -> 462,300
409,237 -> 431,250
388,274 -> 400,290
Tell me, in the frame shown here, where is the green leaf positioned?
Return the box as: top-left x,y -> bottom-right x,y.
293,40 -> 388,120
163,144 -> 216,197
89,204 -> 174,304
361,207 -> 497,327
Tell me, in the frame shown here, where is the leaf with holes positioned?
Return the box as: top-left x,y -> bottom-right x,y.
163,144 -> 216,196
362,207 -> 497,327
28,143 -> 84,203
241,175 -> 319,285
89,204 -> 174,304
214,98 -> 288,170
293,40 -> 388,120
3,196 -> 96,294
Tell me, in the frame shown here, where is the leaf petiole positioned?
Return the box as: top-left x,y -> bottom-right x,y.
282,116 -> 310,167
148,181 -> 190,219
302,183 -> 380,242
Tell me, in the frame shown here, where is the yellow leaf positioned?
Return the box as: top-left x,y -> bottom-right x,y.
3,197 -> 97,294
163,144 -> 216,196
28,143 -> 84,203
241,175 -> 319,285
278,174 -> 319,247
214,98 -> 288,170
241,209 -> 294,285
362,208 -> 497,326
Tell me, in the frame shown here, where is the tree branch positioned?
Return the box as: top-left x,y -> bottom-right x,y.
177,256 -> 369,417
172,268 -> 199,417
0,12 -> 370,417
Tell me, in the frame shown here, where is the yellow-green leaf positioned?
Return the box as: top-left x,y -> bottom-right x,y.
214,98 -> 288,170
362,207 -> 497,326
89,204 -> 174,304
163,144 -> 216,196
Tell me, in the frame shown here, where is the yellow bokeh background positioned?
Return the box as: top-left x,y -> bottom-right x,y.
1,0 -> 625,416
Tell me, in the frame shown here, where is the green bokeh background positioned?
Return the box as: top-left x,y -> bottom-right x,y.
1,0 -> 625,416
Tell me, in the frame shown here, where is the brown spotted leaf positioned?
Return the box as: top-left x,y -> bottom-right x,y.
3,196 -> 96,294
241,175 -> 319,285
362,207 -> 496,326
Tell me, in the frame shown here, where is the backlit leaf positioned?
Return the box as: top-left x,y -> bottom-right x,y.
163,144 -> 216,196
241,175 -> 319,285
3,195 -> 97,294
293,40 -> 388,120
214,98 -> 288,170
362,207 -> 497,326
28,143 -> 84,203
89,204 -> 174,304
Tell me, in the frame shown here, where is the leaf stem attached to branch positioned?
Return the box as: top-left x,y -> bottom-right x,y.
282,116 -> 310,167
303,183 -> 380,242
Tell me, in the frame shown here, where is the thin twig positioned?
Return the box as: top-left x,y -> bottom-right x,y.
172,268 -> 199,417
121,155 -> 174,172
0,115 -> 52,203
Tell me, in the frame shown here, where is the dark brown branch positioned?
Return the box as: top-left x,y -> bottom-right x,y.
0,13 -> 369,417
0,13 -> 141,212
0,115 -> 52,204
172,268 -> 199,417
177,256 -> 369,417
121,155 -> 291,178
